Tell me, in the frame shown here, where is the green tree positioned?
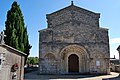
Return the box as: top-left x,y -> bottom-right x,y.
4,1 -> 31,62
26,57 -> 38,65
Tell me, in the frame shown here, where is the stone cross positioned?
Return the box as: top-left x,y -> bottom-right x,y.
0,31 -> 6,44
71,1 -> 74,5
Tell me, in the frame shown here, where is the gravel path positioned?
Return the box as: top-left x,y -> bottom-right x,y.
24,71 -> 120,80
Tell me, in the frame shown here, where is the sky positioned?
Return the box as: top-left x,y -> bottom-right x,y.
0,0 -> 120,59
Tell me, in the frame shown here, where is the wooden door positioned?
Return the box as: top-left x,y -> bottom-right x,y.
68,54 -> 79,72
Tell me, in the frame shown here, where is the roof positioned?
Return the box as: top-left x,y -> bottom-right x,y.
38,28 -> 52,32
0,44 -> 27,56
99,27 -> 109,30
47,3 -> 100,18
117,45 -> 120,51
110,59 -> 120,65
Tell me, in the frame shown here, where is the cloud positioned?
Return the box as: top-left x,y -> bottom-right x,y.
110,49 -> 119,59
109,37 -> 120,59
109,38 -> 120,44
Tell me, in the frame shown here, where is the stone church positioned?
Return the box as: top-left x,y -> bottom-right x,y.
39,2 -> 110,74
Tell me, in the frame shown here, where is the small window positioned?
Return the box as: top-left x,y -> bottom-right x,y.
96,60 -> 100,66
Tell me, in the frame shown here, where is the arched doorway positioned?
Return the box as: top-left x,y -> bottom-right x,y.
59,45 -> 89,73
68,54 -> 79,72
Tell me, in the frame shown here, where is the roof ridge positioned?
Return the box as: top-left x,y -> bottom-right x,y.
47,4 -> 100,18
0,44 -> 26,56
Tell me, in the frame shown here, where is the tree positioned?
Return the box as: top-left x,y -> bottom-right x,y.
4,1 -> 31,63
26,57 -> 38,65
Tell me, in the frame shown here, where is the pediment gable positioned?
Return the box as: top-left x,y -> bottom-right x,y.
117,45 -> 120,51
47,4 -> 99,18
46,4 -> 100,28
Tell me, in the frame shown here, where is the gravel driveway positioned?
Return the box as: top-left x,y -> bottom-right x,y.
24,71 -> 120,80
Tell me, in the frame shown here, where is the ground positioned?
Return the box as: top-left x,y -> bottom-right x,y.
24,71 -> 120,80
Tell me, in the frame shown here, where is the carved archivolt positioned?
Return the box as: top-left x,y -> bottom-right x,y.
59,45 -> 89,59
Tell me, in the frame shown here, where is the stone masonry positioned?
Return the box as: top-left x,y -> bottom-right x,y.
0,32 -> 26,80
39,3 -> 110,74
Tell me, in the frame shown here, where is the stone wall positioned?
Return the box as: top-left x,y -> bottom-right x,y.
0,45 -> 25,80
115,65 -> 120,72
39,4 -> 110,74
47,5 -> 100,28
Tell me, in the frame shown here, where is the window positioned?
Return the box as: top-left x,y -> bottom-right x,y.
96,60 -> 100,66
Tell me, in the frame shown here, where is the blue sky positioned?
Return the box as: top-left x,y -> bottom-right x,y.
0,0 -> 120,59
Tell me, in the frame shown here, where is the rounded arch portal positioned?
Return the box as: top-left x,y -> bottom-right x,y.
59,45 -> 89,73
59,45 -> 89,60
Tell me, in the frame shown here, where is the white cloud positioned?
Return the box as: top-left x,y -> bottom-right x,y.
109,37 -> 120,59
109,38 -> 120,44
110,49 -> 119,59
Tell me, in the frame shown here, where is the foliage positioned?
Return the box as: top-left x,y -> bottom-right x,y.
26,57 -> 38,65
4,1 -> 31,61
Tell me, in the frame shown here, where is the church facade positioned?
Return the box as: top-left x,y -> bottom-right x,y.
39,3 -> 110,74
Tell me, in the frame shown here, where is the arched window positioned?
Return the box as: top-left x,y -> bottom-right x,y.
43,53 -> 56,73
44,53 -> 56,60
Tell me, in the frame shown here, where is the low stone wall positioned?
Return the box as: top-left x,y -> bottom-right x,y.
110,63 -> 115,72
115,65 -> 120,72
0,65 -> 11,80
110,64 -> 120,72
